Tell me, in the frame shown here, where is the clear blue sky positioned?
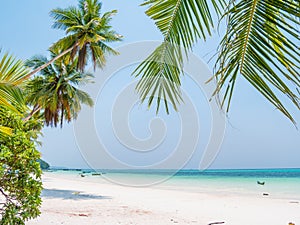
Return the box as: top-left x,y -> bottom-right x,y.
1,0 -> 299,169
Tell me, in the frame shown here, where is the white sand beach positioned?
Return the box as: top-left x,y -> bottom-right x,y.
27,172 -> 300,225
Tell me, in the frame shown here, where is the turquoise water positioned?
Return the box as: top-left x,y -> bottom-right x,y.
162,169 -> 300,199
49,168 -> 300,199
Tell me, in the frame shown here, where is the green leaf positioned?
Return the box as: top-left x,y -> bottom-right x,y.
214,0 -> 300,124
134,0 -> 224,113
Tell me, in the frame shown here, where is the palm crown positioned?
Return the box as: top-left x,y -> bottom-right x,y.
25,0 -> 122,78
25,51 -> 94,127
50,0 -> 122,72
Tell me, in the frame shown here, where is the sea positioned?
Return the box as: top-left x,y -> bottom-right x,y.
48,168 -> 300,200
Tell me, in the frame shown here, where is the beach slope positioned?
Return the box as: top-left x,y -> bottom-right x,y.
27,172 -> 300,225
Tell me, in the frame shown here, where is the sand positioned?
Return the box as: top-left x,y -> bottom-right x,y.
27,172 -> 300,225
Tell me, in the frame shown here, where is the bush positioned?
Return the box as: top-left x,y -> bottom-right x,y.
0,109 -> 43,224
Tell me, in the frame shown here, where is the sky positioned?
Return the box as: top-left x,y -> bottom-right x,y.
1,0 -> 299,170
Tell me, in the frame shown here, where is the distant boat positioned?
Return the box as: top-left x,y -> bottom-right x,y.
257,181 -> 265,185
92,173 -> 102,176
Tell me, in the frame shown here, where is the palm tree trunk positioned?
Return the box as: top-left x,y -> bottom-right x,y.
24,43 -> 79,80
60,105 -> 64,128
23,105 -> 42,122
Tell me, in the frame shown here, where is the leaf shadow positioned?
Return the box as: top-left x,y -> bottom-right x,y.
42,188 -> 112,201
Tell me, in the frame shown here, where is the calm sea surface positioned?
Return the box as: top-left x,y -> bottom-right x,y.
50,168 -> 300,199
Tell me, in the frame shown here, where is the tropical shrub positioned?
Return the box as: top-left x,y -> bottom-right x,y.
0,107 -> 43,225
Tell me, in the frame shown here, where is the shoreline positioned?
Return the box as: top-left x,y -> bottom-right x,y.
27,172 -> 300,225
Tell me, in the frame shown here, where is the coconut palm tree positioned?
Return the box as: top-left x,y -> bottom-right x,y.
133,0 -> 300,124
0,52 -> 29,137
26,0 -> 122,78
25,50 -> 94,127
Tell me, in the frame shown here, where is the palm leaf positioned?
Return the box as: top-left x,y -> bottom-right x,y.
134,0 -> 225,113
0,52 -> 28,113
0,125 -> 13,137
134,43 -> 183,113
214,0 -> 300,124
73,89 -> 94,107
0,52 -> 29,137
51,7 -> 83,32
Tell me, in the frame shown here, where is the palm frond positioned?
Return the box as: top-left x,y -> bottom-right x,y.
0,52 -> 28,112
134,42 -> 183,113
67,70 -> 94,86
51,7 -> 83,32
0,52 -> 29,137
79,0 -> 101,18
0,53 -> 29,86
90,42 -> 119,69
214,0 -> 300,124
74,89 -> 94,107
25,55 -> 56,77
0,125 -> 13,137
134,0 -> 225,113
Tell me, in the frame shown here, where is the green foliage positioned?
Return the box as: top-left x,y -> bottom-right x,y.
37,159 -> 50,170
0,52 -> 29,137
214,0 -> 300,124
0,52 -> 43,224
133,0 -> 224,113
25,51 -> 94,127
0,108 -> 42,225
50,0 -> 122,72
134,43 -> 184,114
135,0 -> 300,124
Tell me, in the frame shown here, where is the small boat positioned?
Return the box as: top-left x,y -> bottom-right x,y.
257,181 -> 265,185
92,173 -> 102,176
